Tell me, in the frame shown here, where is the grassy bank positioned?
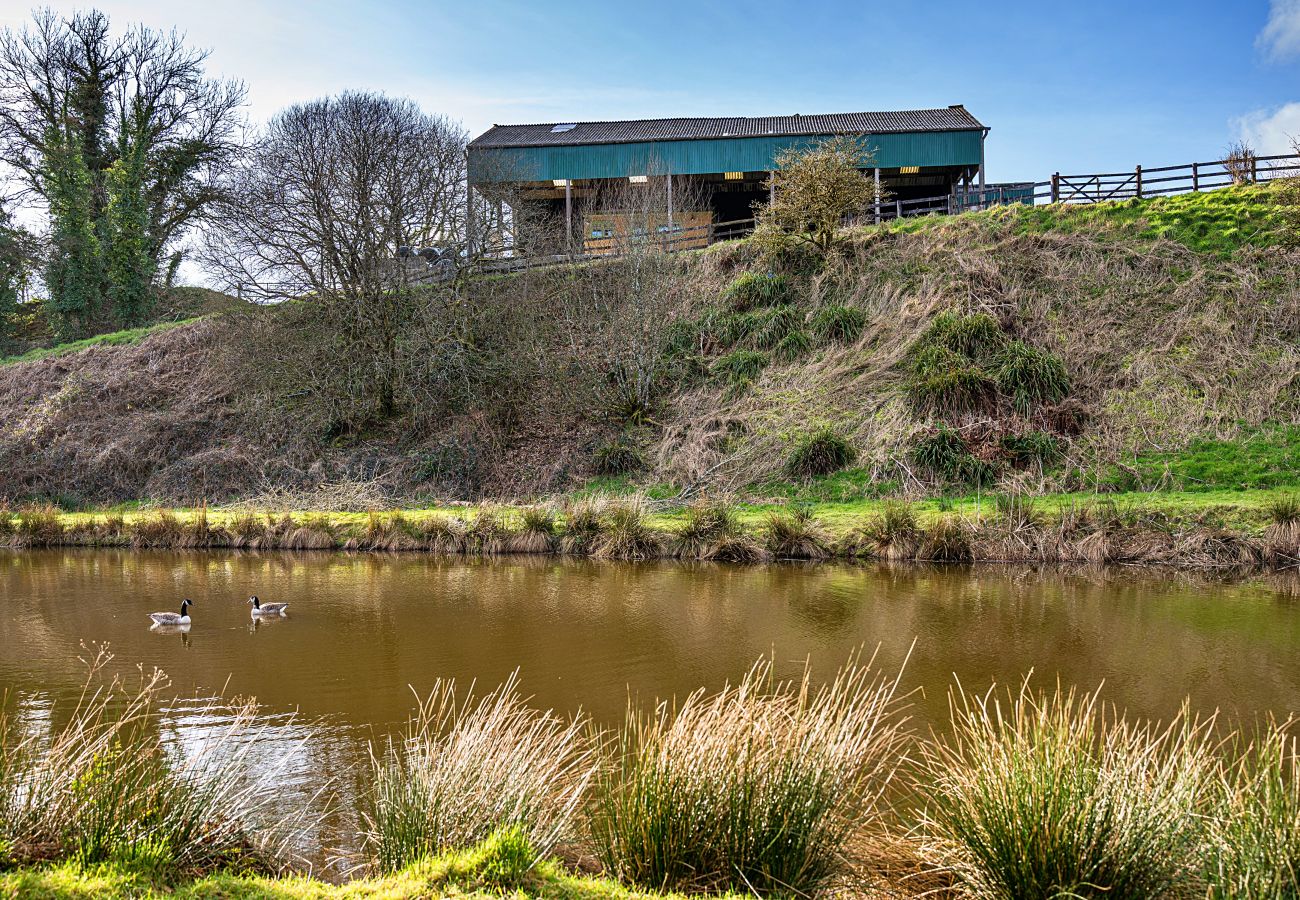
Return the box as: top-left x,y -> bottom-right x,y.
5,485 -> 1300,571
2,657 -> 1297,898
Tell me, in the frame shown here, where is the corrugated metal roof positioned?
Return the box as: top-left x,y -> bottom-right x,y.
470,106 -> 985,149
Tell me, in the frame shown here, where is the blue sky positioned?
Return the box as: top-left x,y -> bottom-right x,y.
2,0 -> 1298,182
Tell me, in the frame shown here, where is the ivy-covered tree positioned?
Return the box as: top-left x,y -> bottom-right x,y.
0,9 -> 245,331
0,205 -> 35,352
42,130 -> 102,338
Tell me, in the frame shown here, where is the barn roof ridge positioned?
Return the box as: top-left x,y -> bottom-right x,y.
470,106 -> 985,149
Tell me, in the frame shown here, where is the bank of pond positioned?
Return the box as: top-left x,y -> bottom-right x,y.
1,651 -> 1297,899
4,493 -> 1300,572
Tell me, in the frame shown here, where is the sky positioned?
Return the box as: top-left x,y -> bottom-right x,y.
0,0 -> 1297,184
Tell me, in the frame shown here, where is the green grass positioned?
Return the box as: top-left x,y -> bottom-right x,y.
0,840 -> 720,899
998,184 -> 1287,255
1098,426 -> 1300,492
0,319 -> 195,366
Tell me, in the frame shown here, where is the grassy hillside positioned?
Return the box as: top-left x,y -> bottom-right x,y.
0,185 -> 1295,508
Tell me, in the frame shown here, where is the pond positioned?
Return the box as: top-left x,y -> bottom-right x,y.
3,549 -> 1300,863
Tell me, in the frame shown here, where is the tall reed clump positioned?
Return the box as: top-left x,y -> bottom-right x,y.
1264,494 -> 1300,562
0,650 -> 305,875
917,684 -> 1216,899
764,506 -> 831,559
674,499 -> 765,563
591,656 -> 908,896
508,506 -> 557,554
559,497 -> 605,556
1206,723 -> 1300,898
842,501 -> 921,560
362,674 -> 595,875
592,499 -> 663,561
14,504 -> 64,548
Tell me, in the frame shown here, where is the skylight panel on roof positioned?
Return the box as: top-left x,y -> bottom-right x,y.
551,124 -> 576,133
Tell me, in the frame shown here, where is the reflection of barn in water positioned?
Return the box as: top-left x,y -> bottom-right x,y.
467,105 -> 992,254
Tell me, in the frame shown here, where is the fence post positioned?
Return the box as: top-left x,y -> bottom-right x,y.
1251,154 -> 1258,184
1135,165 -> 1143,200
1192,161 -> 1199,192
1051,172 -> 1060,204
896,199 -> 902,219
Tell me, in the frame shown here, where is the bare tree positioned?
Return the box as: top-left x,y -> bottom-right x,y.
1223,140 -> 1256,186
203,92 -> 469,426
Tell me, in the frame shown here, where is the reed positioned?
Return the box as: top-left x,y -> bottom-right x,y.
917,683 -> 1216,899
0,651 -> 307,875
465,509 -> 511,555
14,504 -> 64,547
590,656 -> 908,896
592,500 -> 663,561
129,510 -> 184,548
1207,722 -> 1300,898
764,506 -> 831,559
420,515 -> 467,555
508,507 -> 557,555
559,497 -> 605,556
361,674 -> 594,875
673,499 -> 764,562
842,501 -> 920,560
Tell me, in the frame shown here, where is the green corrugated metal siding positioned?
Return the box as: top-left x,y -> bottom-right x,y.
469,130 -> 983,183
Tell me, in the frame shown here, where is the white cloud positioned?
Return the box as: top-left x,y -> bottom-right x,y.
1259,0 -> 1300,61
1235,102 -> 1300,154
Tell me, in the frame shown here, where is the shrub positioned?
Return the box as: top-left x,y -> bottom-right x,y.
748,304 -> 802,350
712,349 -> 768,388
764,506 -> 831,559
590,657 -> 906,895
674,499 -> 740,559
921,514 -> 973,562
911,424 -> 997,487
1000,430 -> 1063,467
786,427 -> 857,480
363,674 -> 594,874
772,328 -> 813,361
1208,724 -> 1300,898
721,271 -> 795,312
593,437 -> 644,476
842,501 -> 920,560
918,684 -> 1214,900
920,310 -> 1007,362
906,344 -> 996,416
993,340 -> 1070,414
809,304 -> 865,344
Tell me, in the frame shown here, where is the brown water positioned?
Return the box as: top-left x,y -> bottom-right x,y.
3,549 -> 1300,860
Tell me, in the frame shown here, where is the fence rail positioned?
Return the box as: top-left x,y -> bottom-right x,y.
465,150 -> 1300,275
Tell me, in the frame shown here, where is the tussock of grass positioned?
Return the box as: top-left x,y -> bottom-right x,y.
711,349 -> 768,388
591,656 -> 907,896
842,501 -> 921,560
508,507 -> 557,554
785,427 -> 856,480
809,304 -> 865,344
559,497 -> 605,556
362,674 -> 595,874
993,340 -> 1070,414
0,650 -> 304,877
906,344 -> 996,416
593,437 -> 645,477
918,683 -> 1216,899
592,500 -> 663,561
764,506 -> 831,559
721,272 -> 795,312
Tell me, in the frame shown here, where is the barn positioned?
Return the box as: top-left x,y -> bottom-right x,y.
467,105 -> 990,253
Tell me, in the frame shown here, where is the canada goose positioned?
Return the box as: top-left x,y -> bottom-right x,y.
248,596 -> 288,616
149,599 -> 192,625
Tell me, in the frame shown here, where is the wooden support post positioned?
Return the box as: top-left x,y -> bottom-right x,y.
667,174 -> 674,229
465,178 -> 475,257
895,198 -> 902,219
1251,153 -> 1258,184
1135,164 -> 1143,199
768,170 -> 775,205
564,179 -> 572,248
873,167 -> 881,224
1051,172 -> 1060,204
1192,162 -> 1199,192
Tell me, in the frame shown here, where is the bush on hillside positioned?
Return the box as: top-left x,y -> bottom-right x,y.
786,427 -> 857,480
920,311 -> 1007,362
593,437 -> 645,476
1000,430 -> 1063,468
994,341 -> 1070,414
809,304 -> 866,344
721,272 -> 796,312
911,424 -> 997,487
907,345 -> 997,416
712,350 -> 768,388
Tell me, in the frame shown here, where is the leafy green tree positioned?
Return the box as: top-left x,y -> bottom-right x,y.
754,135 -> 882,254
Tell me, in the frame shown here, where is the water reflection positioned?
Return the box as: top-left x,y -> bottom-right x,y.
3,547 -> 1300,862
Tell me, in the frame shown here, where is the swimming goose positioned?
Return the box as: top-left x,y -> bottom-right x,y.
149,599 -> 192,625
248,596 -> 288,616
